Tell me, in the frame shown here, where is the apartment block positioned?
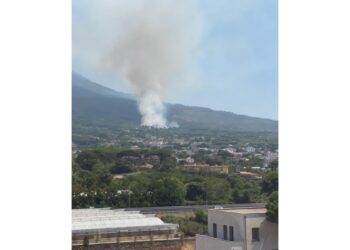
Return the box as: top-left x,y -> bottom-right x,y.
196,208 -> 278,250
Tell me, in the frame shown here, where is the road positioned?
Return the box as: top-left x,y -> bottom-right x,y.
125,203 -> 265,214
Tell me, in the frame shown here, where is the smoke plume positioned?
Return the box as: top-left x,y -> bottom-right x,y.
100,0 -> 202,128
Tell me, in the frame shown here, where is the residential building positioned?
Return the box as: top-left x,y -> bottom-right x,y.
251,166 -> 261,170
245,146 -> 256,153
266,151 -> 278,163
239,171 -> 262,179
186,157 -> 195,164
196,208 -> 278,250
232,152 -> 244,158
138,163 -> 154,171
223,147 -> 237,154
181,164 -> 229,174
149,139 -> 164,147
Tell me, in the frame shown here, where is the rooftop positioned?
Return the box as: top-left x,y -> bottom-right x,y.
211,208 -> 267,215
239,171 -> 258,176
72,208 -> 178,234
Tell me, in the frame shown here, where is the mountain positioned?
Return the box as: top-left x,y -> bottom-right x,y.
72,73 -> 278,132
72,72 -> 134,99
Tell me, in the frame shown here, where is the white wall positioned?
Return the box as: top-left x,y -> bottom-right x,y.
196,234 -> 243,250
208,209 -> 245,241
204,210 -> 278,250
245,217 -> 278,250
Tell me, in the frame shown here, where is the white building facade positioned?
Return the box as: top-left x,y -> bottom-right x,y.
196,208 -> 278,250
245,146 -> 256,153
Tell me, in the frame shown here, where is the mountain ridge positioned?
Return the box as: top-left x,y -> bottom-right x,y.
72,72 -> 278,132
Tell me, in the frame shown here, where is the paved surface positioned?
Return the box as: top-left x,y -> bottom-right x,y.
124,203 -> 265,214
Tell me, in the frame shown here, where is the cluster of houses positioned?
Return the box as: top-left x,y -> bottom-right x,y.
174,144 -> 278,170
73,132 -> 278,175
178,163 -> 230,174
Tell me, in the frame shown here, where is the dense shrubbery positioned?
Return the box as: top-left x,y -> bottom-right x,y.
266,191 -> 278,223
161,210 -> 208,237
261,171 -> 278,194
72,148 -> 278,209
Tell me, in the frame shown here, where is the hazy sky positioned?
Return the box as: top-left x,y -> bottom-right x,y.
72,0 -> 278,120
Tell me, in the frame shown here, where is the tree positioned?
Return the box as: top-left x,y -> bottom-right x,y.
217,150 -> 232,158
205,157 -> 223,166
150,178 -> 185,206
72,158 -> 80,172
157,149 -> 172,164
231,189 -> 252,203
177,152 -> 189,159
73,168 -> 95,189
92,164 -> 113,189
266,191 -> 278,223
110,161 -> 134,174
126,176 -> 153,207
161,214 -> 207,237
204,178 -> 231,202
269,159 -> 278,171
227,173 -> 244,188
75,151 -> 101,171
194,209 -> 208,224
186,183 -> 206,201
261,171 -> 278,194
160,158 -> 176,170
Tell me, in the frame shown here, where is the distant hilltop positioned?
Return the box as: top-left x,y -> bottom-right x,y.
72,72 -> 278,133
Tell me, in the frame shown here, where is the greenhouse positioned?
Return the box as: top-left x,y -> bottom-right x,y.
72,208 -> 179,244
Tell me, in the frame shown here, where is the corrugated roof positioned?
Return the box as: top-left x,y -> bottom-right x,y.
72,208 -> 178,233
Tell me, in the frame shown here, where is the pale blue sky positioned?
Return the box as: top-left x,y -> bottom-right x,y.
73,0 -> 278,120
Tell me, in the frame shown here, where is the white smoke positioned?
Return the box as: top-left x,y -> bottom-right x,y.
168,121 -> 180,128
94,0 -> 202,128
138,91 -> 167,128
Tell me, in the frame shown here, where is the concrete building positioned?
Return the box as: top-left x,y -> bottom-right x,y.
72,208 -> 180,248
138,163 -> 154,171
181,164 -> 229,174
266,151 -> 278,163
185,157 -> 195,164
245,146 -> 256,153
196,208 -> 278,250
223,147 -> 237,155
239,171 -> 262,180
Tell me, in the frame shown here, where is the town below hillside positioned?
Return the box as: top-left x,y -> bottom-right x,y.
72,126 -> 278,209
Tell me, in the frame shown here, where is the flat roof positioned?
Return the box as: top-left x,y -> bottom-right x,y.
211,208 -> 267,215
72,208 -> 178,234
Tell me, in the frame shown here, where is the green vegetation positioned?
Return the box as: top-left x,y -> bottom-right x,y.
72,148 -> 278,209
261,171 -> 278,194
266,191 -> 278,223
269,159 -> 278,171
73,122 -> 278,150
262,170 -> 278,224
161,210 -> 208,237
71,73 -> 279,233
73,72 -> 278,149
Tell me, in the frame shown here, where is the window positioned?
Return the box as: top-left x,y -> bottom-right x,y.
252,228 -> 260,241
213,223 -> 217,238
229,226 -> 234,241
223,225 -> 228,240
